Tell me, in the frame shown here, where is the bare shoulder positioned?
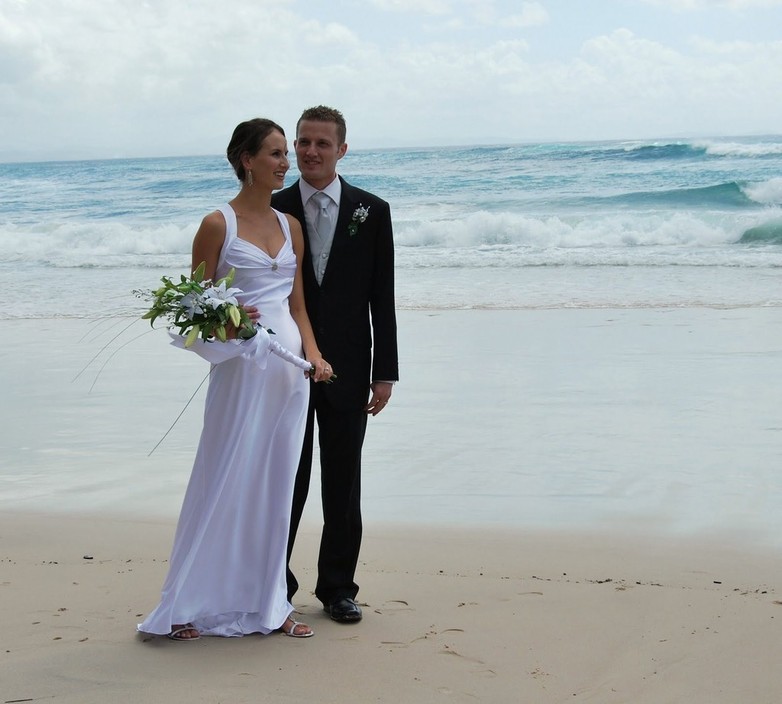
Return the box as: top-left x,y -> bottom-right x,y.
282,211 -> 301,232
283,212 -> 303,241
201,209 -> 227,234
194,209 -> 227,244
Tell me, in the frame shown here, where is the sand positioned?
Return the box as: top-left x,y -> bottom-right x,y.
2,308 -> 782,702
2,514 -> 781,703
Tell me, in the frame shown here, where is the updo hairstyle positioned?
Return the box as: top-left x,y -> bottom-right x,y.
226,118 -> 285,182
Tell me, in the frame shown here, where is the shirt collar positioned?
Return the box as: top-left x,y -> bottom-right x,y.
299,175 -> 342,207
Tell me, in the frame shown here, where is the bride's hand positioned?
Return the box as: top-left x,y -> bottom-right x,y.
224,305 -> 260,340
308,357 -> 334,383
242,305 -> 261,323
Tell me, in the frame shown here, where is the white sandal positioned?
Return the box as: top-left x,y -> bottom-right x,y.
280,617 -> 314,638
167,624 -> 201,641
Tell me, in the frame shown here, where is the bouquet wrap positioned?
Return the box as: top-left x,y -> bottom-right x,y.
168,326 -> 312,372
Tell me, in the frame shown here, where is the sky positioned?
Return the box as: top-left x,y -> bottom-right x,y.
1,0 -> 782,161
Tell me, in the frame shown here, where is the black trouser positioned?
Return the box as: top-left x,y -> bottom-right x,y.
286,386 -> 367,605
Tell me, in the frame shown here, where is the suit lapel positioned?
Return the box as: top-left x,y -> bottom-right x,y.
331,177 -> 357,251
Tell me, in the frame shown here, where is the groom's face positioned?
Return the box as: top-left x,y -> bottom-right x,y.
295,120 -> 347,191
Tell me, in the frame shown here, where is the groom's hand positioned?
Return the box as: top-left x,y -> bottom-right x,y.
365,381 -> 393,416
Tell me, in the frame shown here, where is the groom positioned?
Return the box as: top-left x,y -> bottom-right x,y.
271,106 -> 399,623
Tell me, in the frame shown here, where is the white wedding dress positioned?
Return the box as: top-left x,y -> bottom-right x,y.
138,205 -> 308,637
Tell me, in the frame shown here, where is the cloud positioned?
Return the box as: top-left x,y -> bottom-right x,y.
367,0 -> 548,27
367,0 -> 451,14
364,26 -> 782,144
570,28 -> 782,133
0,0 -> 352,156
506,2 -> 550,27
0,0 -> 780,160
689,36 -> 773,52
641,0 -> 782,10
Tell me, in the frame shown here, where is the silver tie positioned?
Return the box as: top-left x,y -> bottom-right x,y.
313,191 -> 333,240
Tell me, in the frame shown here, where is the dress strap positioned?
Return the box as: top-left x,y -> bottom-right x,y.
216,204 -> 238,272
218,204 -> 238,243
272,208 -> 292,245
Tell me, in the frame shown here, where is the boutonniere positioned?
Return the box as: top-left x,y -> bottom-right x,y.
347,204 -> 370,236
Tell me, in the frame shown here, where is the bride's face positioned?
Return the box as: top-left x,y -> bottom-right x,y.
248,130 -> 289,190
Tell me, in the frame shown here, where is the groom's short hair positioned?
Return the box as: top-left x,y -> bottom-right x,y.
297,106 -> 347,145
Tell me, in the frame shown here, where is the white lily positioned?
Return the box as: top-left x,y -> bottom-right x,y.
180,292 -> 205,319
202,281 -> 241,310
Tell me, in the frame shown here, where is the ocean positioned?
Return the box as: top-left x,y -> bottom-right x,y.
3,137 -> 782,541
2,135 -> 782,318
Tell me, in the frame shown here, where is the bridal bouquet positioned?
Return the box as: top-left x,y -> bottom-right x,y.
137,262 -> 332,379
139,261 -> 256,347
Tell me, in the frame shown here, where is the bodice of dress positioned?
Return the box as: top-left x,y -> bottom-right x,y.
216,205 -> 296,328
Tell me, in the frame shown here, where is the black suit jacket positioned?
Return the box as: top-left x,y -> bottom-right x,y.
272,176 -> 399,409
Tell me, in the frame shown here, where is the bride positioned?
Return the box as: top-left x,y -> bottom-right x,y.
138,118 -> 333,641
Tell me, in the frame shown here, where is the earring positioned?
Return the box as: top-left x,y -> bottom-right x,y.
246,169 -> 254,187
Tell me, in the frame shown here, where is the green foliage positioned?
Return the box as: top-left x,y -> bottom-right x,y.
135,263 -> 256,347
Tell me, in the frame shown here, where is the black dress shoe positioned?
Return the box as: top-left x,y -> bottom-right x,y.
324,597 -> 363,623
